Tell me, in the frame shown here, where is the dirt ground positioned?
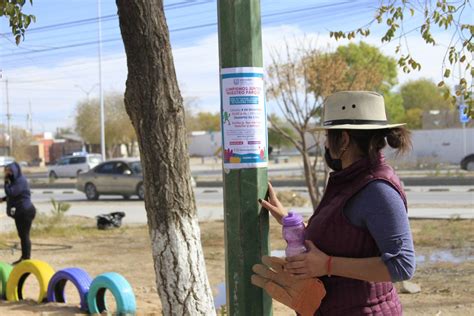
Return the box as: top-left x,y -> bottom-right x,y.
0,216 -> 473,315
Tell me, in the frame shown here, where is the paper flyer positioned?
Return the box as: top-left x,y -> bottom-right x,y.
220,67 -> 268,169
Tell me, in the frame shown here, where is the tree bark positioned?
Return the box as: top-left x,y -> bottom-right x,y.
299,132 -> 319,208
116,1 -> 215,315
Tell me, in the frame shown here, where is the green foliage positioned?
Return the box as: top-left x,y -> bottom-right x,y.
305,42 -> 398,98
50,198 -> 71,217
397,78 -> 455,128
335,42 -> 398,92
185,111 -> 221,132
330,0 -> 473,117
404,108 -> 424,129
268,115 -> 295,150
183,96 -> 221,132
400,78 -> 453,111
217,305 -> 227,315
384,92 -> 406,123
0,0 -> 35,44
75,92 -> 137,156
196,112 -> 221,132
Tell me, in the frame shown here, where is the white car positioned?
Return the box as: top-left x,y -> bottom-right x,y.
0,156 -> 15,167
48,153 -> 103,179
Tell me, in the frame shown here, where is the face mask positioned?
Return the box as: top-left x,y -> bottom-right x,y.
324,147 -> 343,171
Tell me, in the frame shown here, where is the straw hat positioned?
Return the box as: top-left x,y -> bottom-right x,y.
311,91 -> 406,130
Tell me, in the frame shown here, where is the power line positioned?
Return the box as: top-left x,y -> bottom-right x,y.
0,0 -> 214,37
0,1 -> 369,59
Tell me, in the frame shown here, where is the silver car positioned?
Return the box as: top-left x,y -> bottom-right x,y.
49,153 -> 103,179
76,159 -> 144,200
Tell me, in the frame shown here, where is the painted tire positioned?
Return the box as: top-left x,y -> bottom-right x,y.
0,262 -> 13,299
6,259 -> 55,303
46,268 -> 92,311
87,272 -> 136,314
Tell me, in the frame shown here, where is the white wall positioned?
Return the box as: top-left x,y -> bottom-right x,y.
188,129 -> 474,165
386,128 -> 474,164
188,132 -> 222,157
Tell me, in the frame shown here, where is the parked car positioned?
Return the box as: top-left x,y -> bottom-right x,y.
76,158 -> 197,200
0,156 -> 15,167
460,154 -> 474,171
48,153 -> 103,179
76,158 -> 144,200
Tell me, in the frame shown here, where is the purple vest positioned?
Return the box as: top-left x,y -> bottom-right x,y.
306,155 -> 406,316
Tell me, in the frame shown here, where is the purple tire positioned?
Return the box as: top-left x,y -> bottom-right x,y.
46,267 -> 92,311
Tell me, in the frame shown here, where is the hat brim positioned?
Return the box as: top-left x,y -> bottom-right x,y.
309,123 -> 406,132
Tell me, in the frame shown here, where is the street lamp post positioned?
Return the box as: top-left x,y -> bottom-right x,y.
97,0 -> 106,160
74,84 -> 99,101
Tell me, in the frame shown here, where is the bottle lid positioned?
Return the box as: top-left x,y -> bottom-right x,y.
282,211 -> 303,227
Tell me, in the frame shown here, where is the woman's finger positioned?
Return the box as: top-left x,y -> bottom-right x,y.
294,273 -> 312,280
259,200 -> 281,216
259,199 -> 277,212
286,254 -> 306,262
267,182 -> 277,200
285,261 -> 306,269
286,267 -> 308,274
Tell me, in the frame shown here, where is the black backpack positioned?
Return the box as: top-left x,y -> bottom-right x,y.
96,212 -> 126,230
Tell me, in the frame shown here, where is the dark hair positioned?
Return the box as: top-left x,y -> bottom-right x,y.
327,127 -> 412,163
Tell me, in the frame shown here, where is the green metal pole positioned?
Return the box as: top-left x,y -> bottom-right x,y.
217,1 -> 271,315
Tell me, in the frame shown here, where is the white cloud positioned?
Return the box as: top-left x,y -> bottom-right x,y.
3,54 -> 127,132
2,24 -> 469,133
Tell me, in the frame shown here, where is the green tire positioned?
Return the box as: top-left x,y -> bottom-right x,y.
0,262 -> 13,299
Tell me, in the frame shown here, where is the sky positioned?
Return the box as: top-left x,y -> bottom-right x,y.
0,0 -> 471,134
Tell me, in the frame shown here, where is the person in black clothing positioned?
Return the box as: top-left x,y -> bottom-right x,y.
1,162 -> 36,264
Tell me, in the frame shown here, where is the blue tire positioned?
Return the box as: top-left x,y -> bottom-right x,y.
46,268 -> 92,311
0,262 -> 13,299
87,272 -> 136,315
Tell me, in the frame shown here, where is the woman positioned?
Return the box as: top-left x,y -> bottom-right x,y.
259,91 -> 416,315
1,162 -> 36,264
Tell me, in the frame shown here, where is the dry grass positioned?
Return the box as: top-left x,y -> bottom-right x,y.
0,218 -> 473,315
410,218 -> 474,248
276,190 -> 309,207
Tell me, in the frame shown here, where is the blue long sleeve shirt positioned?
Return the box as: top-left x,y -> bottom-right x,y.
343,180 -> 416,282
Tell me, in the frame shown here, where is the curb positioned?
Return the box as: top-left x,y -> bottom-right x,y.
196,186 -> 474,193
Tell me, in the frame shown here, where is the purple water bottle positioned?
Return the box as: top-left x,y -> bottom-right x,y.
282,211 -> 307,257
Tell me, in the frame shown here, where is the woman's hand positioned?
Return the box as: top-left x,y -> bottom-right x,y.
285,240 -> 329,279
258,182 -> 288,225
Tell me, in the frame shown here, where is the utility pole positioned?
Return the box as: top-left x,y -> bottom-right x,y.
97,0 -> 106,159
217,1 -> 271,315
28,101 -> 33,134
5,79 -> 12,155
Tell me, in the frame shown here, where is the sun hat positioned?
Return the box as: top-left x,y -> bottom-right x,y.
311,91 -> 406,130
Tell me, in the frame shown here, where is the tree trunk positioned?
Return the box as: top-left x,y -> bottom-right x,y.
302,151 -> 319,209
300,132 -> 319,209
107,144 -> 116,158
116,1 -> 216,315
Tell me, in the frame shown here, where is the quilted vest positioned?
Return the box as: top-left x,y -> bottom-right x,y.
306,154 -> 406,316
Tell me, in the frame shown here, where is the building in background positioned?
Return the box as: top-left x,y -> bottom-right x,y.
422,110 -> 473,129
28,132 -> 85,166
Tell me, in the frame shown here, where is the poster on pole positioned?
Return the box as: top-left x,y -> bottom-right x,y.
220,67 -> 268,169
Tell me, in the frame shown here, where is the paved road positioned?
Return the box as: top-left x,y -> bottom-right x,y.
23,164 -> 474,187
25,187 -> 473,225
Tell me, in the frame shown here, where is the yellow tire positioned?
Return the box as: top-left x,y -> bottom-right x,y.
6,260 -> 55,303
